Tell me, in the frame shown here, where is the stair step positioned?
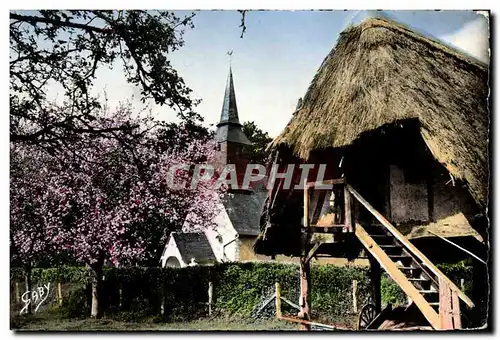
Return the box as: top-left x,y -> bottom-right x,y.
369,234 -> 394,245
419,290 -> 438,294
398,266 -> 417,270
429,302 -> 440,306
408,278 -> 430,282
366,225 -> 386,233
380,245 -> 400,248
389,255 -> 411,259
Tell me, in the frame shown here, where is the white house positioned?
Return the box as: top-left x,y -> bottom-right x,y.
160,189 -> 267,268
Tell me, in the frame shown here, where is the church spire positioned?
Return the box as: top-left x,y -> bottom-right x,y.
218,66 -> 242,126
215,66 -> 251,145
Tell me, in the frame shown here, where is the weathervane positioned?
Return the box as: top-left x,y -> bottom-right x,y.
227,50 -> 233,66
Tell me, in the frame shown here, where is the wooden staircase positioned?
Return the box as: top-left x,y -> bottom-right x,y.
347,184 -> 474,330
301,179 -> 475,330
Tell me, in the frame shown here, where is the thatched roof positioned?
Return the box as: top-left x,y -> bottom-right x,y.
273,18 -> 490,208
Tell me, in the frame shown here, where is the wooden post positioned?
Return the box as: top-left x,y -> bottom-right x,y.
460,278 -> 465,292
439,278 -> 453,329
25,267 -> 32,315
369,257 -> 381,314
15,282 -> 20,304
299,258 -> 311,331
160,282 -> 165,316
451,290 -> 461,329
119,284 -> 123,309
300,182 -> 312,331
304,184 -> 309,228
57,282 -> 63,306
275,282 -> 282,318
208,281 -> 213,317
352,280 -> 358,313
344,185 -> 353,232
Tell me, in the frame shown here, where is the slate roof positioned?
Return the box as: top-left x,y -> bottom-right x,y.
214,124 -> 252,145
171,232 -> 216,264
221,190 -> 268,236
214,67 -> 251,145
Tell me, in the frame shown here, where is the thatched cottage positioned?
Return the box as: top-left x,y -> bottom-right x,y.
252,15 -> 489,330
255,17 -> 489,260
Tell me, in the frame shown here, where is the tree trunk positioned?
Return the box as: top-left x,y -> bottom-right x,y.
88,258 -> 104,318
24,265 -> 32,315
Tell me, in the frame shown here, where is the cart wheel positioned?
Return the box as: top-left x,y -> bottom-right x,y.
357,303 -> 377,330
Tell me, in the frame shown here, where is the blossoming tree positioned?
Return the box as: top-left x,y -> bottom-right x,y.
11,108 -> 223,317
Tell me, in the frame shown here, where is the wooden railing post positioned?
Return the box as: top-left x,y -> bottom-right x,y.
344,185 -> 353,232
304,183 -> 309,228
439,277 -> 454,329
451,290 -> 461,329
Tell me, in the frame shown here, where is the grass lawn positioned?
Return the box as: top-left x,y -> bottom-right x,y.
11,310 -> 301,331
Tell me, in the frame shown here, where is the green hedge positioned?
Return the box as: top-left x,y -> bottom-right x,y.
10,262 -> 475,323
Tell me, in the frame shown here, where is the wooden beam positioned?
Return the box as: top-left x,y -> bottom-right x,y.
310,190 -> 327,225
305,243 -> 322,263
355,224 -> 441,329
344,186 -> 353,232
439,278 -> 453,330
366,304 -> 393,330
427,230 -> 487,265
281,296 -> 300,310
306,178 -> 345,188
304,184 -> 309,228
452,290 -> 462,329
369,256 -> 381,314
347,184 -> 474,308
299,258 -> 311,331
309,224 -> 345,232
278,315 -> 351,330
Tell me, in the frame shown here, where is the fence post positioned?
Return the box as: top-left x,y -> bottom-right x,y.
160,282 -> 165,316
58,282 -> 63,306
208,281 -> 213,317
119,283 -> 123,309
15,282 -> 20,304
352,280 -> 358,313
275,282 -> 282,318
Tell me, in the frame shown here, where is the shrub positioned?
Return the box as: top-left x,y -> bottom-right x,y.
59,286 -> 90,319
10,261 -> 475,323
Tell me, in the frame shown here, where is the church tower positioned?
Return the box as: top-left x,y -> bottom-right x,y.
214,67 -> 252,176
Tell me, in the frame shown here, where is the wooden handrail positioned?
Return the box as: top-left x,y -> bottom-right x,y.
355,224 -> 441,329
346,184 -> 474,308
306,178 -> 345,188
